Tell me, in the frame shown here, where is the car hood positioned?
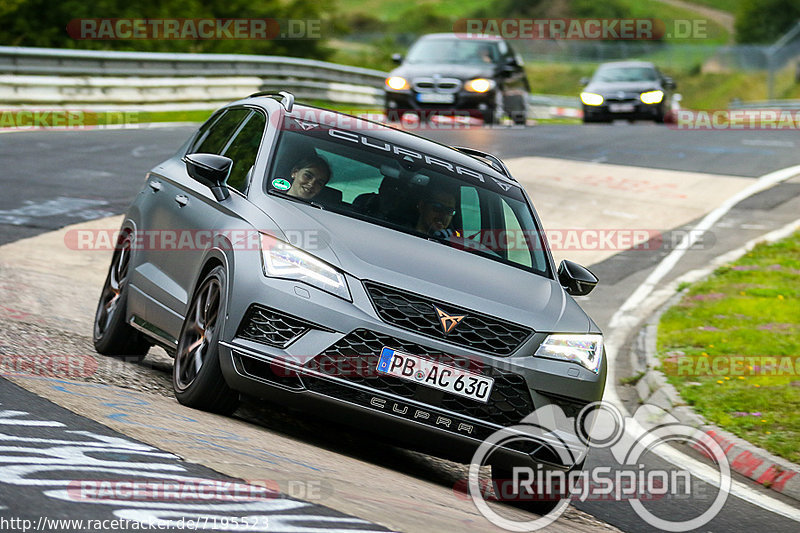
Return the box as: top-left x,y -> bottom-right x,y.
263,201 -> 591,334
585,80 -> 662,95
391,63 -> 495,81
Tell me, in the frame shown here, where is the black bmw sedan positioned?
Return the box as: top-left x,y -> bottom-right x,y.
580,60 -> 675,123
384,33 -> 530,125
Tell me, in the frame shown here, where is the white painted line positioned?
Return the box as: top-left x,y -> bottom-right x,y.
603,163 -> 800,520
610,163 -> 800,328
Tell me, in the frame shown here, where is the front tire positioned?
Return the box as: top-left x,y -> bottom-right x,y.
173,265 -> 239,415
93,231 -> 151,360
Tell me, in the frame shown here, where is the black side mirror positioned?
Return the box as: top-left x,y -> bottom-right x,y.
558,260 -> 598,296
580,77 -> 590,86
391,53 -> 403,64
663,77 -> 676,90
183,153 -> 232,201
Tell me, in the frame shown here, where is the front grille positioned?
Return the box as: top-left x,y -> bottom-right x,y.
604,91 -> 640,102
236,305 -> 313,347
304,329 -> 534,427
363,281 -> 532,356
412,77 -> 462,93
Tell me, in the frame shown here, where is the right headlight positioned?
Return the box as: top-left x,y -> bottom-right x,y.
580,92 -> 604,106
260,235 -> 351,301
535,334 -> 604,373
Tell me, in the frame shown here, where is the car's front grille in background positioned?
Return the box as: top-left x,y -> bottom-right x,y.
363,281 -> 532,356
236,305 -> 313,347
304,329 -> 534,427
412,77 -> 462,93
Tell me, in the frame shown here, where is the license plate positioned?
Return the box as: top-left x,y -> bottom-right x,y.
417,93 -> 455,104
376,347 -> 494,403
609,103 -> 635,113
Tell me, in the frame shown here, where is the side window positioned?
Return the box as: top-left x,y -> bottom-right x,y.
221,111 -> 266,194
502,199 -> 533,268
193,108 -> 251,155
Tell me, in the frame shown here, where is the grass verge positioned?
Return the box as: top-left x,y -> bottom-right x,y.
657,231 -> 800,464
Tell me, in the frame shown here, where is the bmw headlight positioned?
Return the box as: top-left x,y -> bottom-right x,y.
580,92 -> 604,106
465,78 -> 495,93
535,334 -> 604,373
385,76 -> 410,91
261,235 -> 351,301
640,90 -> 664,104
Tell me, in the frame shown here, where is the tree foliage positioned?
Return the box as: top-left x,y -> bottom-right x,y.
735,0 -> 800,44
0,0 -> 335,59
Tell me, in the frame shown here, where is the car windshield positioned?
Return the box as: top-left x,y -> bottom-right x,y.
405,39 -> 499,64
266,117 -> 550,277
594,66 -> 658,82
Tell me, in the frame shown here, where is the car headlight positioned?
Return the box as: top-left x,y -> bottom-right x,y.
464,78 -> 495,93
640,90 -> 664,104
580,92 -> 604,106
386,76 -> 410,91
534,334 -> 604,373
261,235 -> 351,301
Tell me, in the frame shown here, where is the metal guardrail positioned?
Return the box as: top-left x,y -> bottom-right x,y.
0,46 -> 388,108
0,46 -> 387,85
729,99 -> 800,110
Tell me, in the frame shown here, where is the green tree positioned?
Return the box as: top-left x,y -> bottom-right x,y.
735,0 -> 800,43
0,0 -> 334,59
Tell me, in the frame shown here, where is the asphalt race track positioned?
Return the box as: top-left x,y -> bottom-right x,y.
1,122 -> 799,532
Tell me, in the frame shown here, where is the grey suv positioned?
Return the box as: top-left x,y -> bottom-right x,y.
93,92 -> 604,507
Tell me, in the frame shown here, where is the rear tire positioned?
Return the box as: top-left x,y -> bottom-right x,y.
93,231 -> 151,361
173,265 -> 239,415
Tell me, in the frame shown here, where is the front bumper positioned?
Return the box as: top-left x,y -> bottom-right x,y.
583,100 -> 663,120
218,256 -> 606,468
385,89 -> 496,118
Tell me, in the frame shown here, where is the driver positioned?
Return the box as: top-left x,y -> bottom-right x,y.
415,187 -> 460,237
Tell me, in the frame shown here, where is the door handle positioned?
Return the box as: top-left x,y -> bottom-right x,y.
148,180 -> 161,192
174,195 -> 188,207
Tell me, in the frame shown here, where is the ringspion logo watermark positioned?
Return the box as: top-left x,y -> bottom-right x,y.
468,401 -> 731,531
453,18 -> 710,40
67,18 -> 322,40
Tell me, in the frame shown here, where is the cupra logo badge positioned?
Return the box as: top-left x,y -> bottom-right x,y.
434,306 -> 466,334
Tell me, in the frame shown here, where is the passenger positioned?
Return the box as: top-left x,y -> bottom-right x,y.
415,187 -> 459,236
287,155 -> 331,200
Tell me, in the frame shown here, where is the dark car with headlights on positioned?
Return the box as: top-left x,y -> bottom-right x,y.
580,61 -> 675,123
93,92 -> 604,511
384,33 -> 530,125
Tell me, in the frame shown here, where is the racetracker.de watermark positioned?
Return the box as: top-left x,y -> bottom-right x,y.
452,18 -> 710,40
67,18 -> 322,40
0,109 -> 139,130
664,355 -> 800,376
670,109 -> 800,130
63,228 -> 716,253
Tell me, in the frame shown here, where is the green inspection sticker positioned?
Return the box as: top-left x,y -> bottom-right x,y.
272,178 -> 291,191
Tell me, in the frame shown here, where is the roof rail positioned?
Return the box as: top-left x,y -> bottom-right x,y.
453,146 -> 514,181
248,90 -> 295,112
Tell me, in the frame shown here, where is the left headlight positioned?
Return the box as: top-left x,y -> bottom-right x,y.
261,235 -> 351,301
465,78 -> 496,93
640,90 -> 664,104
534,334 -> 604,373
